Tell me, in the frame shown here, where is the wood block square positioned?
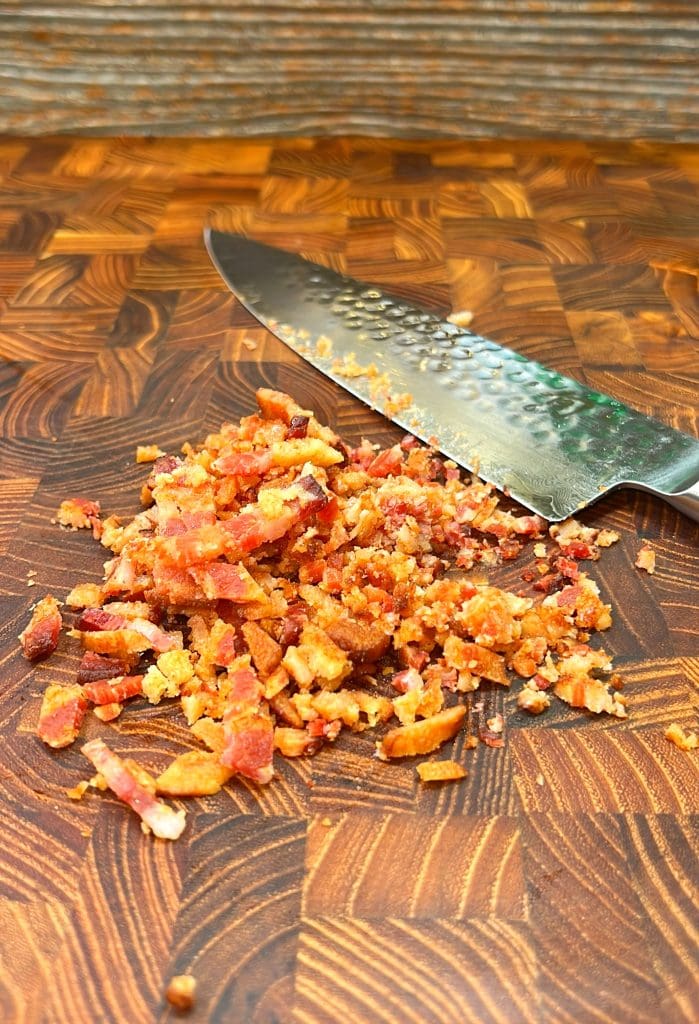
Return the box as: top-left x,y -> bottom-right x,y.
293,917 -> 539,1024
511,728 -> 699,815
619,813 -> 699,1022
159,811 -> 305,1023
522,811 -> 665,1024
303,812 -> 526,921
566,310 -> 642,367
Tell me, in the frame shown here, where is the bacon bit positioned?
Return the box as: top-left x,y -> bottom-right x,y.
286,414 -> 309,439
20,595 -> 62,661
416,760 -> 467,782
367,446 -> 403,478
635,543 -> 656,575
65,582 -> 104,609
76,651 -> 133,684
517,683 -> 551,715
165,974 -> 197,1013
156,751 -> 233,796
664,723 -> 698,751
83,674 -> 143,706
377,705 -> 466,760
93,703 -> 123,722
478,726 -> 505,748
81,738 -> 186,840
57,497 -> 102,538
66,780 -> 89,801
274,726 -> 320,757
190,561 -> 266,603
37,684 -> 87,748
136,444 -> 165,463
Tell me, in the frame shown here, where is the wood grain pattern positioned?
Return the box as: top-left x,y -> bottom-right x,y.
0,136 -> 697,1023
0,3 -> 698,141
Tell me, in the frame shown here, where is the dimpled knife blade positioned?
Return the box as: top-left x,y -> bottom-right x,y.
205,229 -> 699,523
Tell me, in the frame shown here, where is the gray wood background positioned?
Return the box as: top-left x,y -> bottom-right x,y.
1,1 -> 698,140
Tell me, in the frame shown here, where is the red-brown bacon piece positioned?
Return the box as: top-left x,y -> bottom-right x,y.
20,595 -> 62,661
76,608 -> 181,653
83,674 -> 144,706
37,684 -> 87,748
221,667 -> 274,784
82,738 -> 186,840
76,651 -> 133,685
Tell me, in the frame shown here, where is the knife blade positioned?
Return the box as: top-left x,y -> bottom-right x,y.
204,228 -> 699,523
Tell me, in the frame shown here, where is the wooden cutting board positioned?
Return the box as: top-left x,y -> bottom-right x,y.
0,137 -> 697,1024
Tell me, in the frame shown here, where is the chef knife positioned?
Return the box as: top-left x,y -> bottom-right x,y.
204,228 -> 699,524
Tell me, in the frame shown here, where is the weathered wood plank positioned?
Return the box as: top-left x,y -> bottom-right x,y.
0,2 -> 697,139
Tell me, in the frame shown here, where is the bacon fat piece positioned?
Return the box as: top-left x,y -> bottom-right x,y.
20,595 -> 62,661
82,738 -> 186,840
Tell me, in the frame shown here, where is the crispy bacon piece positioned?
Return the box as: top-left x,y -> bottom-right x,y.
664,723 -> 698,751
367,445 -> 403,478
286,415 -> 309,439
189,561 -> 266,603
213,451 -> 273,477
274,726 -> 320,757
416,760 -> 467,782
221,708 -> 275,784
256,388 -> 310,425
241,620 -> 283,677
376,704 -> 466,760
20,595 -> 62,661
220,668 -> 274,784
82,738 -> 186,840
635,544 -> 656,574
156,751 -> 233,796
57,497 -> 102,538
76,651 -> 133,685
165,975 -> 197,1012
37,684 -> 87,748
76,608 -> 181,654
83,674 -> 144,706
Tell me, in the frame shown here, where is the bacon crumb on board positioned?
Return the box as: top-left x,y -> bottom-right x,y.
20,595 -> 62,661
165,974 -> 197,1012
21,388 -> 633,839
635,543 -> 656,574
665,723 -> 698,751
417,760 -> 467,782
136,444 -> 165,463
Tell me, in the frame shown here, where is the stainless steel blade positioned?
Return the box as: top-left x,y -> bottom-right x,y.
205,229 -> 699,523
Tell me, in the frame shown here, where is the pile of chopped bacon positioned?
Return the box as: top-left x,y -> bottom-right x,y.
24,388 -> 628,840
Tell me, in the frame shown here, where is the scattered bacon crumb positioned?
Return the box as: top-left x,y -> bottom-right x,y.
20,389 -> 634,840
136,444 -> 166,464
665,723 -> 698,751
67,780 -> 89,801
165,974 -> 197,1012
417,760 -> 467,782
56,498 -> 102,539
635,543 -> 656,575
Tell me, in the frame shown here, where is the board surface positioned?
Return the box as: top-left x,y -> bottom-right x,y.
0,136 -> 697,1024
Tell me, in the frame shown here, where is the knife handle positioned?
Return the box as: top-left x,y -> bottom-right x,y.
639,478 -> 699,524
